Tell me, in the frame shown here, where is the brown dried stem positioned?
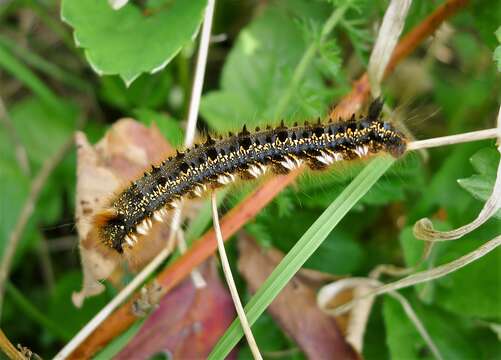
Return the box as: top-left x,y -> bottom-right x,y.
65,0 -> 469,357
0,329 -> 26,360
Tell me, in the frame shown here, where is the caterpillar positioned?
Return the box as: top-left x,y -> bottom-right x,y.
93,99 -> 406,253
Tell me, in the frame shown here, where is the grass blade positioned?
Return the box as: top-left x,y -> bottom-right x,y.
208,155 -> 396,359
0,44 -> 60,109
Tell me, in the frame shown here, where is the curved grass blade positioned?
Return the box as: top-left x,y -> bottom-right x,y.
208,155 -> 396,359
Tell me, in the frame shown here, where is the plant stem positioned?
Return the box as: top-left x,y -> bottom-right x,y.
332,236 -> 501,315
272,2 -> 350,120
407,128 -> 500,151
211,193 -> 262,360
0,329 -> 25,360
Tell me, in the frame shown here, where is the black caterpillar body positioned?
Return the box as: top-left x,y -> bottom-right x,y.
95,99 -> 406,253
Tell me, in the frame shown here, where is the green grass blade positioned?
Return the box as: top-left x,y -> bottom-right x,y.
0,44 -> 61,109
208,155 -> 396,359
0,35 -> 90,92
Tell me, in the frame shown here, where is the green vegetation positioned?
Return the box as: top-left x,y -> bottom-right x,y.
0,0 -> 499,358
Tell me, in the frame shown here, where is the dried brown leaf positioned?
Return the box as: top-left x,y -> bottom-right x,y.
116,260 -> 236,360
73,119 -> 176,306
238,235 -> 359,360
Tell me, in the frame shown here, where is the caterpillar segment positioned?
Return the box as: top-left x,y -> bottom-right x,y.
93,99 -> 406,253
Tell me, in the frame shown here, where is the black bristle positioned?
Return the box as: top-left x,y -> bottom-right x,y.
368,97 -> 384,120
205,135 -> 215,145
240,125 -> 250,135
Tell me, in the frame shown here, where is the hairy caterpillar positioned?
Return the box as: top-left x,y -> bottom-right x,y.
94,99 -> 406,253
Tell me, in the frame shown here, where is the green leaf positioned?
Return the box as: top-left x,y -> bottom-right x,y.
400,220 -> 501,320
208,156 -> 395,359
48,271 -> 108,336
99,72 -> 172,111
0,97 -> 77,261
6,97 -> 77,168
458,147 -> 500,219
383,292 -> 499,360
133,108 -> 184,147
200,3 -> 332,132
432,221 -> 501,320
0,43 -> 61,109
61,0 -> 207,85
260,211 -> 364,274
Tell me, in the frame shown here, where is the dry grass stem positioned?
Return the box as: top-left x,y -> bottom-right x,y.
317,278 -> 379,352
211,192 -> 262,360
407,128 -> 500,151
176,229 -> 206,288
318,278 -> 442,359
0,329 -> 25,360
0,136 -> 74,316
184,0 -> 215,147
368,0 -> 412,97
387,291 -> 443,360
329,236 -> 501,316
412,107 -> 501,241
53,240 -> 176,360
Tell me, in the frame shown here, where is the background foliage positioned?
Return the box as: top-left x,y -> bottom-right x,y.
0,0 -> 500,358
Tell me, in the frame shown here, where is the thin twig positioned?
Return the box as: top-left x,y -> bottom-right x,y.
55,2 -> 216,358
0,329 -> 25,360
330,236 -> 501,316
407,128 -> 500,151
318,278 -> 443,359
171,0 -> 216,284
37,235 -> 55,293
349,0 -> 413,348
211,192 -> 262,360
54,239 -> 177,360
0,137 -> 74,316
368,0 -> 412,97
184,0 -> 215,146
387,291 -> 443,360
176,229 -> 206,288
411,108 -> 501,241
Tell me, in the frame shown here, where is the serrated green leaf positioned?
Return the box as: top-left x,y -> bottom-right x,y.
61,0 -> 207,85
200,4 -> 331,132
